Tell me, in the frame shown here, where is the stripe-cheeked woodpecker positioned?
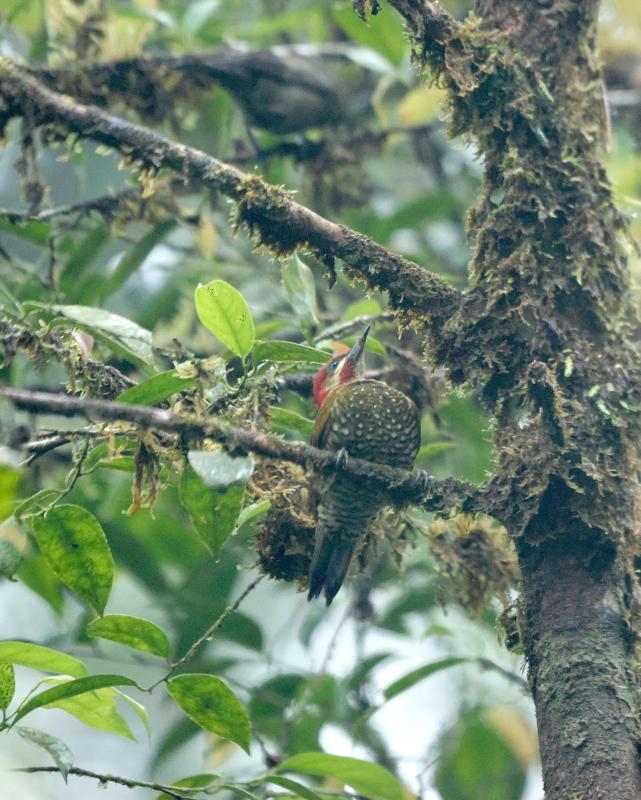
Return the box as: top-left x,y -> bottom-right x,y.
308,326 -> 421,605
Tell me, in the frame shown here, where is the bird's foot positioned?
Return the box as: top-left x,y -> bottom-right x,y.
414,469 -> 432,495
334,448 -> 350,470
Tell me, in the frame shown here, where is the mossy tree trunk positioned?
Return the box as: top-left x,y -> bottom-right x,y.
399,0 -> 641,795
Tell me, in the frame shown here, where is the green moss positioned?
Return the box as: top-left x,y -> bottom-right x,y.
396,3 -> 641,587
232,174 -> 302,257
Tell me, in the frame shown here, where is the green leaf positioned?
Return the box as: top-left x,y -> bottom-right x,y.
0,466 -> 20,520
82,438 -> 132,471
221,785 -> 261,800
435,708 -> 527,800
100,220 -> 176,300
87,614 -> 170,658
116,371 -> 196,405
332,4 -> 405,66
342,298 -> 382,321
0,517 -> 28,577
344,333 -> 386,357
347,653 -> 391,691
41,678 -> 135,740
373,191 -> 455,242
179,465 -> 245,559
155,774 -> 218,800
383,658 -> 467,701
423,623 -> 451,638
166,674 -> 251,752
16,727 -> 74,781
31,505 -> 114,615
116,690 -> 151,739
96,456 -> 137,473
194,279 -> 255,359
256,775 -> 325,800
254,320 -> 289,339
276,753 -> 410,800
235,499 -> 271,531
416,442 -> 455,461
268,407 -> 314,438
253,341 -> 329,365
0,663 -> 15,710
0,641 -> 87,678
219,611 -> 263,652
281,256 -> 318,329
14,674 -> 138,723
59,226 -> 111,300
14,490 -> 62,519
0,216 -> 50,246
45,304 -> 154,367
187,450 -> 254,487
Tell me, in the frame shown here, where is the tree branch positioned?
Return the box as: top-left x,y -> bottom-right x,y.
386,0 -> 489,79
10,765 -> 202,800
1,386 -> 492,516
0,320 -> 133,399
0,58 -> 460,327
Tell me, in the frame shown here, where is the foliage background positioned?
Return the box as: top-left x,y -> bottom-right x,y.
0,1 -> 640,798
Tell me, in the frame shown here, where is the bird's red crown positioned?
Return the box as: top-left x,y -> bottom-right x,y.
312,326 -> 370,407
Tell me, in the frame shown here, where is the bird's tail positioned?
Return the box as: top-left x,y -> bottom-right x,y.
307,528 -> 357,606
307,485 -> 379,605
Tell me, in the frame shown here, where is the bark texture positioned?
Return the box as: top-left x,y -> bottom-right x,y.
389,0 -> 641,796
518,483 -> 641,798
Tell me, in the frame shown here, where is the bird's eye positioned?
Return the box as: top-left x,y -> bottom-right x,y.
328,360 -> 339,371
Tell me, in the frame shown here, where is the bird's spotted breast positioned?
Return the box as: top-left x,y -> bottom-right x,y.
320,379 -> 420,470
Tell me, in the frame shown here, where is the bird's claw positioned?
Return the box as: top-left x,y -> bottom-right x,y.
414,469 -> 432,494
334,448 -> 350,470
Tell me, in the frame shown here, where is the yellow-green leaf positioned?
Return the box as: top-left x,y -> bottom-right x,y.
87,614 -> 170,658
166,674 -> 251,752
179,466 -> 245,559
276,752 -> 412,800
31,505 -> 114,615
383,658 -> 467,701
253,341 -> 329,365
268,407 -> 314,438
0,641 -> 87,678
0,663 -> 15,710
117,371 -> 195,405
194,280 -> 255,359
14,674 -> 138,723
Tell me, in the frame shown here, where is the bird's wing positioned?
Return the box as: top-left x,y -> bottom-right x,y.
310,390 -> 337,449
309,390 -> 340,515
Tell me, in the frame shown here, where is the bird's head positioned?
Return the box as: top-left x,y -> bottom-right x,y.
312,325 -> 370,407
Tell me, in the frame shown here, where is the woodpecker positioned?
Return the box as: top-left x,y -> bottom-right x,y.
308,326 -> 421,605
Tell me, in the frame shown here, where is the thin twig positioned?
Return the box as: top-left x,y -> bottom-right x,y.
10,765 -> 201,800
0,186 -> 141,223
475,657 -> 528,691
146,574 -> 264,691
313,313 -> 396,344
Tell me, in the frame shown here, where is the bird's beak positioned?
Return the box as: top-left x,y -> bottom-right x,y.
346,325 -> 370,363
